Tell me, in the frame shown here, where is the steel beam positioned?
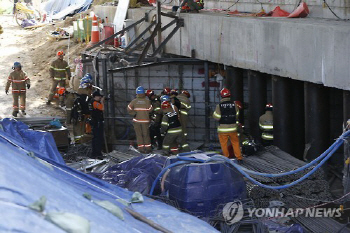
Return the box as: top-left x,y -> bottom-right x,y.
272,75 -> 293,155
291,79 -> 305,159
204,61 -> 210,143
226,67 -> 244,124
304,82 -> 330,160
137,23 -> 161,64
125,21 -> 157,51
151,22 -> 182,57
248,70 -> 266,143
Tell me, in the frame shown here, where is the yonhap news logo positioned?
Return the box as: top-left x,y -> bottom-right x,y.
223,201 -> 342,225
222,201 -> 244,224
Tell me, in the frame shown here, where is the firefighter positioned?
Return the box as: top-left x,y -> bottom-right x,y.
5,62 -> 30,117
146,89 -> 163,150
65,87 -> 77,124
47,51 -> 71,106
213,88 -> 243,162
161,87 -> 171,96
127,86 -> 153,153
177,90 -> 191,138
91,91 -> 105,159
161,101 -> 190,155
170,89 -> 181,111
180,0 -> 202,13
70,57 -> 83,92
71,73 -> 93,143
259,103 -> 274,146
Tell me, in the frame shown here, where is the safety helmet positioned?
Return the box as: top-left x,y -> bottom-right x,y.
13,62 -> 22,69
79,73 -> 93,89
220,88 -> 231,98
136,86 -> 145,94
161,101 -> 171,109
265,103 -> 273,111
170,89 -> 178,96
57,51 -> 64,56
160,95 -> 170,102
234,100 -> 243,109
182,90 -> 190,98
93,90 -> 103,97
146,89 -> 154,97
163,87 -> 171,95
57,87 -> 66,95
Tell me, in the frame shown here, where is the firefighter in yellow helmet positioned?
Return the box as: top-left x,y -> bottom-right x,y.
213,88 -> 243,162
259,103 -> 274,146
47,51 -> 71,106
5,62 -> 30,117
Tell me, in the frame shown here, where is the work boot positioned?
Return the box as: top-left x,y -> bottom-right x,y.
12,111 -> 18,117
46,100 -> 51,105
237,159 -> 244,165
21,110 -> 26,115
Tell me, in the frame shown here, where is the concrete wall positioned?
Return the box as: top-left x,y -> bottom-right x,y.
160,0 -> 350,20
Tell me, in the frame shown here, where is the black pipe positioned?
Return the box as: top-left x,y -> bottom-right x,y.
291,79 -> 305,159
226,67 -> 244,124
248,70 -> 266,143
344,90 -> 350,125
272,75 -> 293,155
304,82 -> 330,160
204,61 -> 210,143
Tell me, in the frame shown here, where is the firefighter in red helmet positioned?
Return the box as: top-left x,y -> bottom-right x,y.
213,88 -> 243,162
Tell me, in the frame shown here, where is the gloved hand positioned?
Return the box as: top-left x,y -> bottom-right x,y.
5,90 -> 8,95
27,84 -> 30,89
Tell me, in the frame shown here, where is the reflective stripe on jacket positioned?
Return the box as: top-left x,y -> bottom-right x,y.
127,95 -> 152,123
49,58 -> 71,80
213,97 -> 239,133
6,70 -> 30,93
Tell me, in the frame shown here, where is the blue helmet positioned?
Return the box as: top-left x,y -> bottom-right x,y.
136,86 -> 145,94
79,73 -> 93,89
13,62 -> 22,69
160,95 -> 170,102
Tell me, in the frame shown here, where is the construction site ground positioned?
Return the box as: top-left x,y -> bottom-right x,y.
0,14 -> 85,119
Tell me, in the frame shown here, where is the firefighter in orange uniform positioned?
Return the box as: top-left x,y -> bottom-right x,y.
213,88 -> 243,163
5,62 -> 30,117
127,86 -> 153,153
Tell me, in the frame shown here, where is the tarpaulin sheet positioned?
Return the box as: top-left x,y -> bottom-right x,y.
43,0 -> 93,20
0,118 -> 64,164
0,120 -> 218,233
92,155 -> 167,195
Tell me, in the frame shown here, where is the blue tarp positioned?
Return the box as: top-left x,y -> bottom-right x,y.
0,119 -> 218,232
92,155 -> 167,195
43,0 -> 93,20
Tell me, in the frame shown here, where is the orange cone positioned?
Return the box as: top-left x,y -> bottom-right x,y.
91,15 -> 100,44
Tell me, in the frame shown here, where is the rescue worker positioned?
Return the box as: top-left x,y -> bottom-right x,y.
259,103 -> 274,146
91,91 -> 105,159
177,90 -> 191,138
47,51 -> 71,106
127,86 -> 153,153
170,89 -> 181,111
5,62 -> 30,117
161,87 -> 171,96
180,0 -> 202,13
70,57 -> 83,92
213,88 -> 243,162
161,101 -> 190,155
71,73 -> 93,143
146,89 -> 163,150
65,87 -> 77,124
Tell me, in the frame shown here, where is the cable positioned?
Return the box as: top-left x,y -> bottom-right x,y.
323,0 -> 349,20
227,0 -> 240,10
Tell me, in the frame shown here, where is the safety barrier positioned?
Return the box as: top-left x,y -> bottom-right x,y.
150,130 -> 350,194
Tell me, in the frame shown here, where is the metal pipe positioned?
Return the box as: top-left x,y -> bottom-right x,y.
304,82 -> 330,160
204,61 -> 210,143
291,79 -> 305,160
272,75 -> 293,155
226,67 -> 244,124
248,70 -> 266,143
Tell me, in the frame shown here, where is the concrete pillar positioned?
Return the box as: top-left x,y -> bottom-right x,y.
272,75 -> 293,155
226,67 -> 244,123
291,79 -> 305,159
248,70 -> 266,142
304,82 -> 330,160
344,90 -> 350,124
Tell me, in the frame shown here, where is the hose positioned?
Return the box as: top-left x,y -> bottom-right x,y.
149,130 -> 350,192
149,161 -> 190,195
